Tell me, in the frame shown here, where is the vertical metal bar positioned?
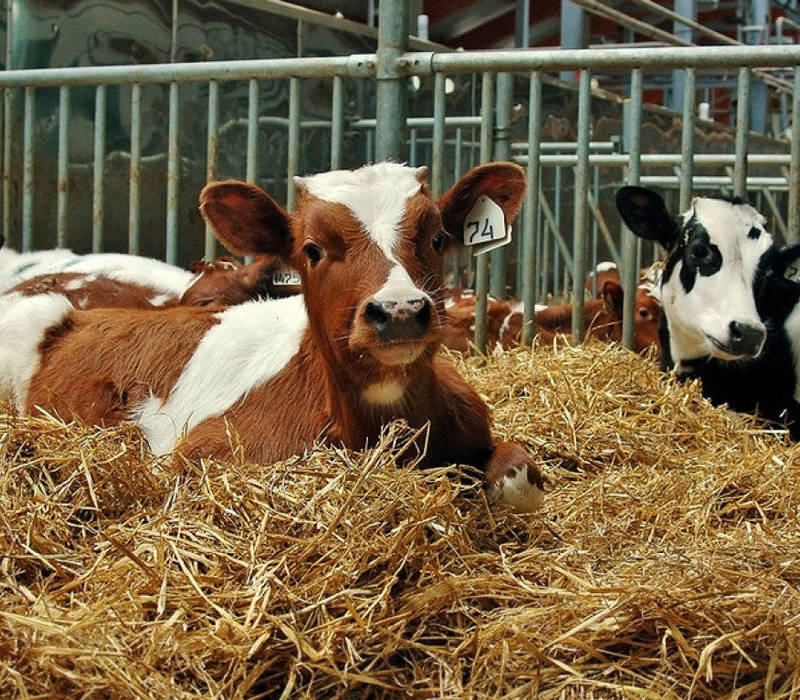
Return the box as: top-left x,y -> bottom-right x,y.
287,77 -> 300,211
3,88 -> 11,249
591,165 -> 598,297
540,201 -> 550,302
409,128 -> 417,166
22,86 -> 34,252
246,78 -> 259,184
0,89 -> 4,238
3,1 -> 12,247
56,86 -> 70,248
679,67 -> 696,212
375,0 -> 408,161
788,67 -> 800,244
170,0 -> 179,63
129,83 -> 142,255
536,201 -> 543,303
454,126 -> 462,180
490,72 -> 513,299
330,75 -> 344,169
622,68 -> 643,351
166,81 -> 179,264
204,80 -> 219,258
92,85 -> 106,253
432,72 -> 445,199
571,69 -> 591,340
734,67 -> 750,199
474,72 -> 494,355
521,70 -> 541,346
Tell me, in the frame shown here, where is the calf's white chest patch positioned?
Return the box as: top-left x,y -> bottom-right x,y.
362,380 -> 406,406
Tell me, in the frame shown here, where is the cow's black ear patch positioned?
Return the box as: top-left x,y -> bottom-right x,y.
616,186 -> 679,251
748,226 -> 762,240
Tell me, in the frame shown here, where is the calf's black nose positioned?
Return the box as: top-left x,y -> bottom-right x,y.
728,320 -> 766,357
364,298 -> 431,341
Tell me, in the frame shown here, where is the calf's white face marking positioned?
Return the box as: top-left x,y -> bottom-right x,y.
664,198 -> 771,363
616,187 -> 773,367
298,163 -> 433,313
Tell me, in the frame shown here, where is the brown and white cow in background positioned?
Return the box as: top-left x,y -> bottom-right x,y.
0,250 -> 299,311
0,162 -> 544,512
441,279 -> 661,354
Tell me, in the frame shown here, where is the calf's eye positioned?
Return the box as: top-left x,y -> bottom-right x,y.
303,243 -> 324,267
690,243 -> 709,262
638,307 -> 651,320
432,233 -> 446,253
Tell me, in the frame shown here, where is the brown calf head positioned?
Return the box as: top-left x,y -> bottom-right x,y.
179,255 -> 301,306
200,162 -> 525,386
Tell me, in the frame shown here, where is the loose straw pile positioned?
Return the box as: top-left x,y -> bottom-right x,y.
2,342 -> 800,698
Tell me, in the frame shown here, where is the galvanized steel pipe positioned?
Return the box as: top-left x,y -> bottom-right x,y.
166,81 -> 179,265
521,71 -> 541,346
571,70 -> 592,340
56,86 -> 70,248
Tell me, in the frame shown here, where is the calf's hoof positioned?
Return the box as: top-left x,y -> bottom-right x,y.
485,442 -> 545,513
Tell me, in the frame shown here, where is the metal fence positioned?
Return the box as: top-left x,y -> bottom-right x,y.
2,41 -> 800,354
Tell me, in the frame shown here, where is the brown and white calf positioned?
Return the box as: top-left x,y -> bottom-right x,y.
2,253 -> 297,311
440,280 -> 661,354
1,162 -> 544,511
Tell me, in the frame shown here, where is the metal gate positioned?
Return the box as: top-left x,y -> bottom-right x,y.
2,2 -> 800,354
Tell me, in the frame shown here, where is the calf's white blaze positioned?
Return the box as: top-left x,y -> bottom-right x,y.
297,162 -> 423,261
133,295 -> 308,455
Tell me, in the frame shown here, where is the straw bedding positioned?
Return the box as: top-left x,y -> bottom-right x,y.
2,342 -> 800,698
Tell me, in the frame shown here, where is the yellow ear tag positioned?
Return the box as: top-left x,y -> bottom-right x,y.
272,266 -> 302,286
462,195 -> 511,256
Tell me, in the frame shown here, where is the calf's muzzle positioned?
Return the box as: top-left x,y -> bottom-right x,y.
364,297 -> 432,342
727,320 -> 766,358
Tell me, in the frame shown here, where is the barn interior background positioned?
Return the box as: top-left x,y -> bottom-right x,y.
0,0 -> 799,344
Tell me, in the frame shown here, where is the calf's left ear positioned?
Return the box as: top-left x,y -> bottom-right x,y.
601,280 -> 624,316
200,180 -> 294,259
438,162 -> 526,238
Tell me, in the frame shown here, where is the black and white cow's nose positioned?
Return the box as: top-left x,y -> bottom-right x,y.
728,320 -> 766,357
364,297 -> 432,341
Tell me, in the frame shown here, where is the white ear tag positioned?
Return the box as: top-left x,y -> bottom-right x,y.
462,195 -> 512,256
784,261 -> 800,284
272,265 -> 302,286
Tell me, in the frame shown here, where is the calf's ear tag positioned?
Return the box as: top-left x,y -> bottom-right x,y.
272,265 -> 302,286
462,195 -> 511,256
784,261 -> 800,284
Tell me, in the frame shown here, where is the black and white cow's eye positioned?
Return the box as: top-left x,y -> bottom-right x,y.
690,242 -> 710,262
432,232 -> 447,253
303,243 -> 324,267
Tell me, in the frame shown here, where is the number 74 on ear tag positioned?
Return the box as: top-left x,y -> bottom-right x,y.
462,195 -> 512,256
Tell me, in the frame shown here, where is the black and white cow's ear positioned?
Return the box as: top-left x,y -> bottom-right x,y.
616,186 -> 679,251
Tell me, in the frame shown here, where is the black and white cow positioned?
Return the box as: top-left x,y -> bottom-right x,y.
616,185 -> 800,438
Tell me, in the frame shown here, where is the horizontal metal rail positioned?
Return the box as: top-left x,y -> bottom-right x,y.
2,44 -> 800,90
0,56 -> 376,87
514,153 -> 794,167
406,44 -> 800,75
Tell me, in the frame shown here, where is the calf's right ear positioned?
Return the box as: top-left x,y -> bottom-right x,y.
616,186 -> 678,251
200,181 -> 294,258
438,162 -> 526,238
